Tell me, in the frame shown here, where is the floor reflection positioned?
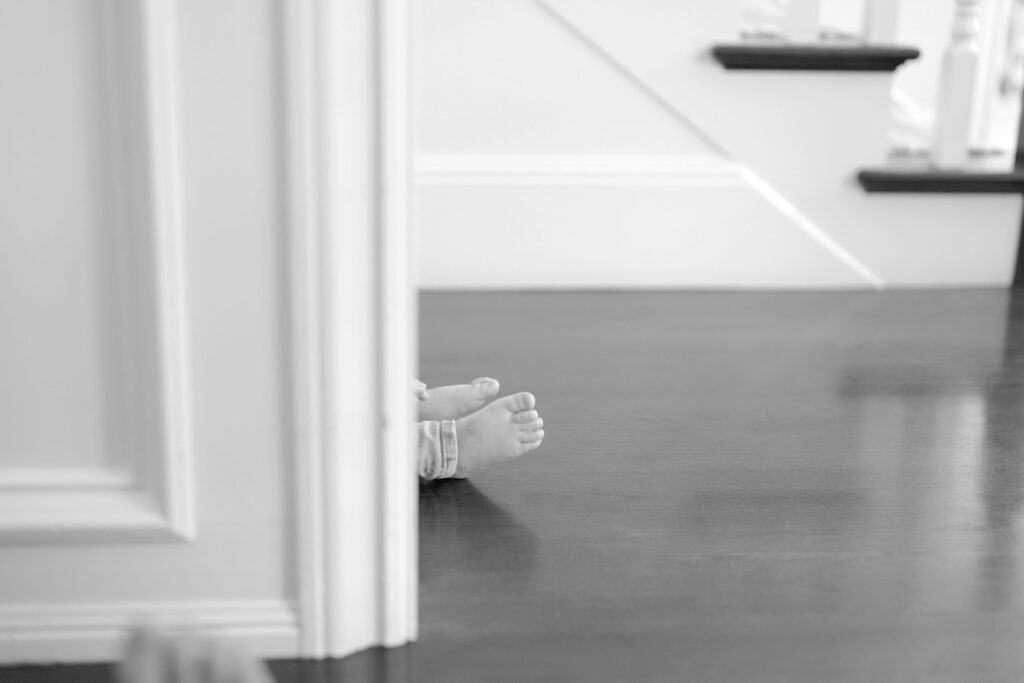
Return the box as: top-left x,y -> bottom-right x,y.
982,291 -> 1024,531
976,291 -> 1024,611
419,479 -> 537,590
839,291 -> 1024,617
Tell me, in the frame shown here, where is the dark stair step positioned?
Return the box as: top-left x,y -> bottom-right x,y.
711,44 -> 920,71
857,168 -> 1024,193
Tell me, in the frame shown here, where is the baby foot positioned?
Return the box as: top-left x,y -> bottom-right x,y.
453,392 -> 544,477
418,377 -> 500,421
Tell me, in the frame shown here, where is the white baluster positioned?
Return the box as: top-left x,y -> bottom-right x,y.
863,0 -> 901,44
932,0 -> 983,168
783,0 -> 822,43
1000,0 -> 1024,97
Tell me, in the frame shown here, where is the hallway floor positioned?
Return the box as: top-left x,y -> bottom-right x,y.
412,290 -> 1024,683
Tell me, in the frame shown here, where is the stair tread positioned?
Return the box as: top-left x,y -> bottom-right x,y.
711,43 -> 920,71
858,168 -> 1024,193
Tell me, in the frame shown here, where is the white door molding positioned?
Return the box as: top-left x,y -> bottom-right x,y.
283,0 -> 417,659
0,600 -> 298,664
0,0 -> 193,545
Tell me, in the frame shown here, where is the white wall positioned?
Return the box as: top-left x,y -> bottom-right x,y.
414,0 -> 1022,290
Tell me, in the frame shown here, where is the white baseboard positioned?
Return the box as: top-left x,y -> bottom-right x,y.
417,153 -> 749,186
415,154 -> 875,289
0,599 -> 299,664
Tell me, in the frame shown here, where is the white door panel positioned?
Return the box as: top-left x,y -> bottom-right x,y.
0,0 -> 297,661
0,0 -> 111,475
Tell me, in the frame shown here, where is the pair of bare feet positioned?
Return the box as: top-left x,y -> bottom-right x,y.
414,378 -> 545,477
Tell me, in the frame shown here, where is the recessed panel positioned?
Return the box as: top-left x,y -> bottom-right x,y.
0,0 -> 112,474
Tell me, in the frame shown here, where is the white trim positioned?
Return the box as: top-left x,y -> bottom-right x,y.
0,468 -> 133,491
139,0 -> 194,541
0,491 -> 168,542
416,154 -> 749,187
0,488 -> 185,543
0,470 -> 172,544
0,600 -> 298,664
416,154 -> 885,289
284,0 -> 417,659
379,0 -> 418,647
0,0 -> 193,542
282,0 -> 325,659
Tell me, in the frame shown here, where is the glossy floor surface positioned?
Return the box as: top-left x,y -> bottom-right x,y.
414,291 -> 1024,683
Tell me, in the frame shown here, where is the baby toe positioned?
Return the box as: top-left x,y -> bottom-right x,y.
513,410 -> 539,424
519,440 -> 542,454
471,377 -> 500,398
519,429 -> 544,444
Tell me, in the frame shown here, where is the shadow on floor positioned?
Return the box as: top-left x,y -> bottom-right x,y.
419,479 -> 538,590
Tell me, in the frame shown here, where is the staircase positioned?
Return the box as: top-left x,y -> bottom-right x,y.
414,0 -> 1024,289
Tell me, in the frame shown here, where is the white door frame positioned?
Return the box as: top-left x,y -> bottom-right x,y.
284,0 -> 418,659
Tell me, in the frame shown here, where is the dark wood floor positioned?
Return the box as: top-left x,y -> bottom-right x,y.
414,290 -> 1024,683
5,291 -> 1024,682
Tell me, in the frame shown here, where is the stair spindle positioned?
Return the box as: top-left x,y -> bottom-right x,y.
783,0 -> 822,43
863,0 -> 901,44
932,0 -> 983,168
1002,0 -> 1024,98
